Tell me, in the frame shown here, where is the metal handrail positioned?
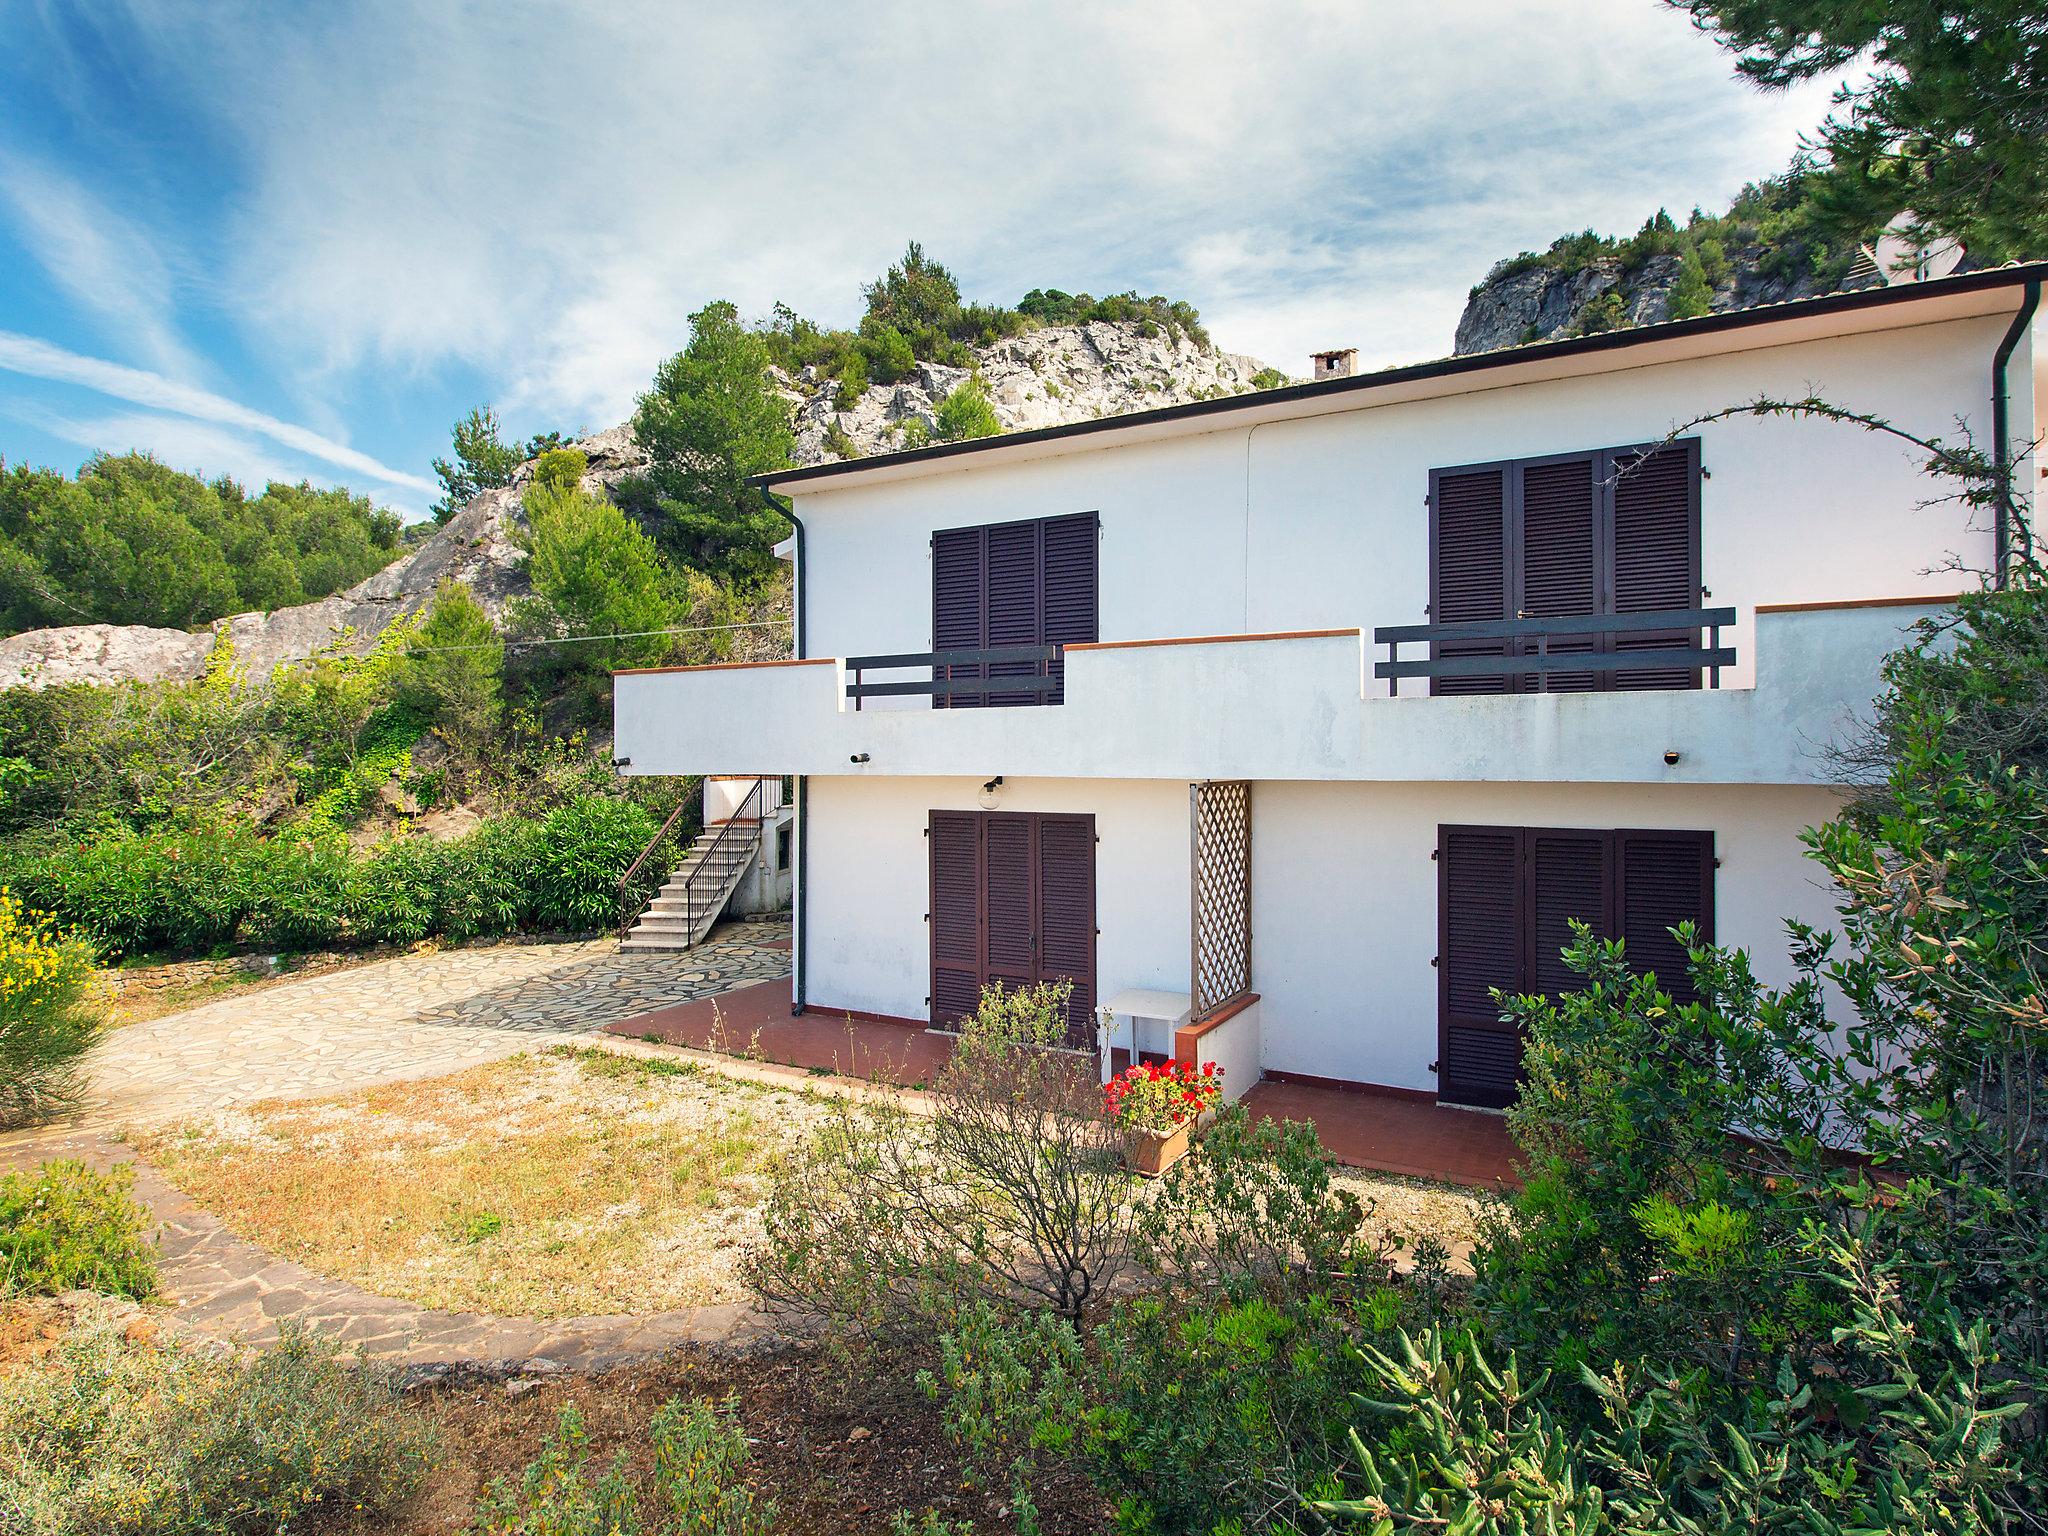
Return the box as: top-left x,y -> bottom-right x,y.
845,643 -> 1063,708
677,776 -> 766,937
1374,606 -> 1736,695
617,794 -> 696,938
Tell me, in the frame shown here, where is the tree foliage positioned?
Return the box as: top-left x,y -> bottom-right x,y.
0,454 -> 401,635
429,405 -> 524,524
1671,0 -> 2048,259
630,301 -> 795,586
511,480 -> 682,684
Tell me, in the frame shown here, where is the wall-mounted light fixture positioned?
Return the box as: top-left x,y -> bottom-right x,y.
978,775 -> 1005,809
850,752 -> 870,764
1663,749 -> 1682,767
611,756 -> 632,769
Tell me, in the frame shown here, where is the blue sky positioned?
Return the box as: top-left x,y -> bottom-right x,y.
0,1 -> 1847,524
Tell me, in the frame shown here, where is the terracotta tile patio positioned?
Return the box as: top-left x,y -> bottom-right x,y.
608,979 -> 1520,1188
1242,1079 -> 1517,1189
605,978 -> 953,1086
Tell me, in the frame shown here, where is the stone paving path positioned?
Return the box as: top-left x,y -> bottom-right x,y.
69,921 -> 792,1130
1,922 -> 794,1369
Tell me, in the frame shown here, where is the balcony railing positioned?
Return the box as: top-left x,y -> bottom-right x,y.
1373,607 -> 1736,695
845,644 -> 1064,709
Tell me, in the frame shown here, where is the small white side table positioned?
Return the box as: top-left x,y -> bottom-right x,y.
1097,987 -> 1193,1084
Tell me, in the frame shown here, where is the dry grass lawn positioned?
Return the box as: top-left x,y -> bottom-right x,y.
139,1047 -> 827,1320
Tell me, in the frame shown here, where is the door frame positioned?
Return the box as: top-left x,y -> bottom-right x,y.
927,808 -> 1097,1047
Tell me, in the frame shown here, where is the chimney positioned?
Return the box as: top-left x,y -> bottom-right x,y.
1311,347 -> 1357,381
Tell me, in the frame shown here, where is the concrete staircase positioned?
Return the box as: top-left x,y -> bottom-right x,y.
619,819 -> 763,952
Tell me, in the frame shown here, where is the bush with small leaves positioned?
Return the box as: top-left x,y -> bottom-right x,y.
747,980 -> 1132,1345
468,1396 -> 774,1536
0,1160 -> 156,1299
0,1317 -> 433,1536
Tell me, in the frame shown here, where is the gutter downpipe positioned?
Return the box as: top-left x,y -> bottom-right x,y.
1993,277 -> 2040,588
758,483 -> 809,1016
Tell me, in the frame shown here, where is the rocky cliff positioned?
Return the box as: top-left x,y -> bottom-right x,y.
0,321 -> 1282,689
781,320 -> 1273,463
1454,246 -> 1886,356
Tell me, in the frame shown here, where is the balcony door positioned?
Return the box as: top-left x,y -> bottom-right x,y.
1428,440 -> 1700,695
1437,824 -> 1714,1108
929,810 -> 1096,1047
932,512 -> 1098,707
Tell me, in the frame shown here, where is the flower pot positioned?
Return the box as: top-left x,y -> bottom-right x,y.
1126,1121 -> 1193,1177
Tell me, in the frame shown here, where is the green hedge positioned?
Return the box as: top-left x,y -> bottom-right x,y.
0,796 -> 657,959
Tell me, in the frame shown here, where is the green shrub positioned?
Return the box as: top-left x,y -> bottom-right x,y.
920,1301 -> 1086,1489
0,1161 -> 155,1298
0,891 -> 104,1128
834,351 -> 869,409
9,792 -> 652,958
531,446 -> 589,494
1472,928 -> 1812,1391
862,322 -> 917,384
0,1318 -> 434,1535
1134,1104 -> 1409,1306
1319,1238 -> 2026,1534
20,821 -> 262,957
434,818 -> 540,940
1085,1292 -> 1365,1533
470,1397 -> 774,1536
528,797 -> 658,932
933,376 -> 1000,443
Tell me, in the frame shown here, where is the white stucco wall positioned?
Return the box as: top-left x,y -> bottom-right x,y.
796,314 -> 2007,672
803,775 -> 1192,1022
1251,780 -> 1844,1093
800,773 -> 1844,1099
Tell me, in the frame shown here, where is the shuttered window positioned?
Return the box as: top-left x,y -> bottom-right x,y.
928,809 -> 1096,1047
1428,440 -> 1700,695
932,512 -> 1099,708
1437,824 -> 1713,1107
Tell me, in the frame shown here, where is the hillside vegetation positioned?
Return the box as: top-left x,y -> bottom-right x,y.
0,243 -> 1257,963
0,453 -> 404,636
1457,166 -> 1888,354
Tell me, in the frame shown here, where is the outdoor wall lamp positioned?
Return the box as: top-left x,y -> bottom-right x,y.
850,752 -> 870,764
979,775 -> 1004,808
1663,749 -> 1682,766
611,756 -> 631,769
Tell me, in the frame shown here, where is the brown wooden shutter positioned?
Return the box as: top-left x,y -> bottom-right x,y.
1515,457 -> 1600,692
1429,466 -> 1510,695
932,526 -> 985,709
1526,828 -> 1614,998
1608,441 -> 1701,690
983,520 -> 1042,708
1039,513 -> 1098,704
1438,825 -> 1525,1107
982,814 -> 1037,989
1615,829 -> 1714,1004
929,811 -> 982,1025
1035,814 -> 1097,1047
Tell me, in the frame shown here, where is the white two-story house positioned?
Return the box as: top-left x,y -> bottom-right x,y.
615,264 -> 2043,1116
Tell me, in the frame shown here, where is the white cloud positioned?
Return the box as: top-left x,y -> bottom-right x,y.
0,156 -> 204,381
0,332 -> 438,496
37,0 -> 1852,428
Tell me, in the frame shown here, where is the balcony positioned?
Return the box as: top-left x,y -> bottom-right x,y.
1374,607 -> 1737,694
613,600 -> 1948,788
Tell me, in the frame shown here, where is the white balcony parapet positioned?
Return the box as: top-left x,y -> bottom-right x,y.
613,600 -> 1952,788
